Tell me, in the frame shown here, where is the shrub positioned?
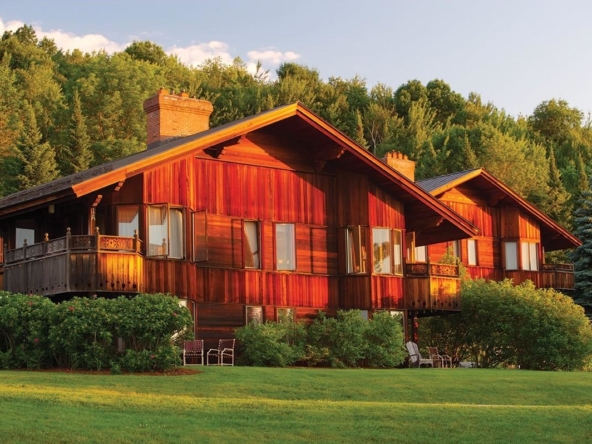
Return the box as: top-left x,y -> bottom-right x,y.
235,319 -> 306,367
365,311 -> 407,368
0,292 -> 55,369
49,297 -> 118,370
420,279 -> 592,370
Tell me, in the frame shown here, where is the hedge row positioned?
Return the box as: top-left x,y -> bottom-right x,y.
0,292 -> 193,372
235,310 -> 407,368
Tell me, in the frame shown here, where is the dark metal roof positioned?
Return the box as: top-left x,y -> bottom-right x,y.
416,169 -> 481,193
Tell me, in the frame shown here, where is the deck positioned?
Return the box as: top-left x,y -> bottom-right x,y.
1,230 -> 144,296
404,262 -> 461,312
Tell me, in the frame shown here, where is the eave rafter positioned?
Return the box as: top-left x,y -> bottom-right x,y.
313,145 -> 345,172
203,135 -> 246,158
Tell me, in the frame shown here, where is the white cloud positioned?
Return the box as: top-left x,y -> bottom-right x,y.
168,41 -> 234,67
0,18 -> 26,35
0,17 -> 300,76
247,49 -> 300,65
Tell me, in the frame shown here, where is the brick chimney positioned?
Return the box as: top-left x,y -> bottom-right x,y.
143,88 -> 214,149
382,151 -> 416,182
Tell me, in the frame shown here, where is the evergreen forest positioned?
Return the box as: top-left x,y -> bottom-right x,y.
1,24 -> 589,236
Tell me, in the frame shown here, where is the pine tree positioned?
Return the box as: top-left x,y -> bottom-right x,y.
353,109 -> 368,149
570,176 -> 592,307
62,89 -> 93,174
545,147 -> 571,226
15,103 -> 59,189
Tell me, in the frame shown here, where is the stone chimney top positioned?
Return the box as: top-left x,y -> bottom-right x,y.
143,88 -> 214,149
382,151 -> 416,182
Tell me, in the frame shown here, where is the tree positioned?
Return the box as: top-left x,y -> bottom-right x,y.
124,41 -> 168,66
62,89 -> 93,174
570,177 -> 592,307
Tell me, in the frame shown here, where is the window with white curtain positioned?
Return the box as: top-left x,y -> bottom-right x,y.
467,239 -> 478,266
117,205 -> 139,237
414,245 -> 427,263
244,221 -> 260,269
504,241 -> 518,270
276,223 -> 295,270
393,230 -> 403,275
521,242 -> 539,271
148,205 -> 184,258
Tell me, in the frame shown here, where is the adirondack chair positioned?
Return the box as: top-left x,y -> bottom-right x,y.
428,346 -> 452,368
183,339 -> 204,366
207,339 -> 235,366
406,341 -> 434,368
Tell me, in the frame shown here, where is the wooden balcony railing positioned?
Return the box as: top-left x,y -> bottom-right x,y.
1,228 -> 144,296
404,261 -> 461,312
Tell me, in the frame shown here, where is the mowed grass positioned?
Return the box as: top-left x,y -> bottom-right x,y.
1,367 -> 591,443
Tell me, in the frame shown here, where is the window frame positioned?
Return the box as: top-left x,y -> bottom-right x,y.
504,240 -> 518,270
246,305 -> 263,325
243,220 -> 261,269
147,204 -> 185,259
275,223 -> 296,271
521,241 -> 539,271
372,227 -> 392,274
346,226 -> 368,274
467,239 -> 478,266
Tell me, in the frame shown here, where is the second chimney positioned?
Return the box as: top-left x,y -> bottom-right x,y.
382,151 -> 416,182
143,88 -> 214,149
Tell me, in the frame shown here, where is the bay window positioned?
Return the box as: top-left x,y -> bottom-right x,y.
372,228 -> 403,275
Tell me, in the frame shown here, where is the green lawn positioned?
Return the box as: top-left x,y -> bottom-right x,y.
1,367 -> 591,443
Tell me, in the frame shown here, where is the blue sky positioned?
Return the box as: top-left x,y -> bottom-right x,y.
1,0 -> 591,118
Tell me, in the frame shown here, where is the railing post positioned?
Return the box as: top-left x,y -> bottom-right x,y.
43,233 -> 49,256
95,227 -> 100,251
134,229 -> 140,253
23,239 -> 28,260
2,243 -> 5,265
66,228 -> 71,292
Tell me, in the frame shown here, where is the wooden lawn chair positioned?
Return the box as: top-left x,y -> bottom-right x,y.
406,341 -> 434,368
183,339 -> 204,365
207,339 -> 235,366
428,346 -> 452,368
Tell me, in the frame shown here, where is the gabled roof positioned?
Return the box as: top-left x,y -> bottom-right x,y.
417,168 -> 580,251
0,102 -> 478,245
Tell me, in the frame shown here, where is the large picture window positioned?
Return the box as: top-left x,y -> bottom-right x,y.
148,205 -> 184,259
346,226 -> 368,274
275,223 -> 295,270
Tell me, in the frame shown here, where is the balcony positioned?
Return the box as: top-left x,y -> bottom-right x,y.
404,262 -> 461,312
1,229 -> 144,296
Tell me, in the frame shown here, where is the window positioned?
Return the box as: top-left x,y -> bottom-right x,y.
147,205 -> 184,259
393,230 -> 403,275
16,228 -> 35,247
371,228 -> 403,275
117,205 -> 139,237
372,228 -> 392,274
277,307 -> 295,323
246,305 -> 263,325
414,245 -> 427,263
451,240 -> 461,258
521,242 -> 539,271
275,223 -> 295,270
244,221 -> 260,269
504,241 -> 518,270
467,239 -> 478,266
346,226 -> 368,274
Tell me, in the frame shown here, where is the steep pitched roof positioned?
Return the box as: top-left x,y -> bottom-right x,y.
0,102 -> 478,245
417,168 -> 580,251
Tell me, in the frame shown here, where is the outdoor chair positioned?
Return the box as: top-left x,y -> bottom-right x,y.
207,339 -> 235,366
406,341 -> 434,368
183,339 -> 204,366
428,346 -> 452,368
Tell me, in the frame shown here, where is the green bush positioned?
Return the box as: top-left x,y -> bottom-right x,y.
0,292 -> 56,369
49,297 -> 118,370
364,311 -> 407,368
235,319 -> 306,367
420,279 -> 592,370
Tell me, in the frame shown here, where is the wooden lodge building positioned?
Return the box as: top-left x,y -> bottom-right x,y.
0,89 -> 580,344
